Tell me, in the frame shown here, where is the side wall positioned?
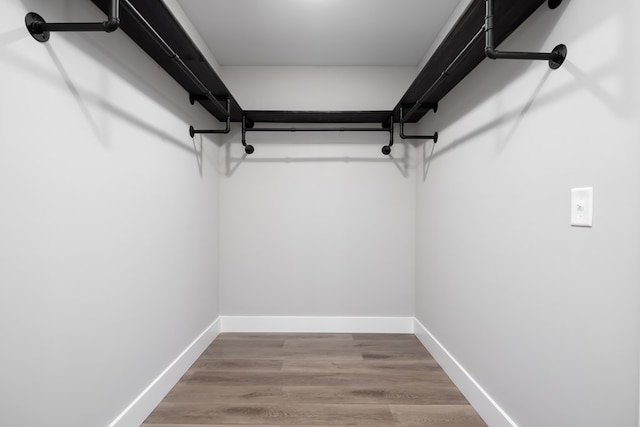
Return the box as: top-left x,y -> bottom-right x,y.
0,1 -> 222,426
414,1 -> 640,426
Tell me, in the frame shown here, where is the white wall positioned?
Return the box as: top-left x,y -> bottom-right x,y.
414,1 -> 640,426
220,66 -> 417,110
0,1 -> 222,426
219,129 -> 416,319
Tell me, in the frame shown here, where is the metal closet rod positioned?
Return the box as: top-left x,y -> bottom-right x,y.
402,0 -> 567,124
25,0 -> 229,120
241,114 -> 396,156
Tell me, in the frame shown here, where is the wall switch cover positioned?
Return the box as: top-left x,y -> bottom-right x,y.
571,187 -> 593,227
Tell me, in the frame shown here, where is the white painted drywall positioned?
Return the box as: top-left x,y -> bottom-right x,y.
219,66 -> 417,110
219,129 -> 416,318
414,1 -> 640,426
0,1 -> 222,426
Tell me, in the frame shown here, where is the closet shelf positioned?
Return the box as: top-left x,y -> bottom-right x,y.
89,0 -> 242,122
396,0 -> 552,123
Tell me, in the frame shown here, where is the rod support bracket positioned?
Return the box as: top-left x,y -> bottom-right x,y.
25,12 -> 49,43
189,98 -> 231,136
548,0 -> 563,9
420,103 -> 438,114
190,93 -> 218,106
485,0 -> 567,69
241,115 -> 255,155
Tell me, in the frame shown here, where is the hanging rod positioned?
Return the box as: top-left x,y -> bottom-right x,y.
485,0 -> 567,69
26,0 -> 229,121
189,98 -> 231,137
399,106 -> 438,143
241,114 -> 395,156
26,0 -> 120,42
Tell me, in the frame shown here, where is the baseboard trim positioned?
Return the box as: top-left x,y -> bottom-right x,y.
108,317 -> 221,427
413,318 -> 517,427
109,317 -> 511,427
221,316 -> 414,334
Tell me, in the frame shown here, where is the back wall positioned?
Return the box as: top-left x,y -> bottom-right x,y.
219,129 -> 416,320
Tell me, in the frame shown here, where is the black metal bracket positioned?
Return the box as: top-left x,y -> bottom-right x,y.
485,0 -> 567,69
241,115 -> 256,155
189,98 -> 231,137
241,114 -> 395,156
26,0 -> 120,43
399,106 -> 438,143
380,116 -> 395,155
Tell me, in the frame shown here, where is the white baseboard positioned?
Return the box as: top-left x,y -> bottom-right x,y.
413,318 -> 517,427
108,317 -> 221,427
109,317 -> 509,427
221,316 -> 415,334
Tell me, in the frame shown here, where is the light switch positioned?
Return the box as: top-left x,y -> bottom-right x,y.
571,187 -> 593,227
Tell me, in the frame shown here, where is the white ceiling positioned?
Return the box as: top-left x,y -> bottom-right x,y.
176,0 -> 465,67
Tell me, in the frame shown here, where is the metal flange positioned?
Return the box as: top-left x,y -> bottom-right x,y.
549,44 -> 567,69
25,12 -> 49,43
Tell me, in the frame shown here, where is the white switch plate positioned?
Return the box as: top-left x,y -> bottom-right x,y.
571,187 -> 593,227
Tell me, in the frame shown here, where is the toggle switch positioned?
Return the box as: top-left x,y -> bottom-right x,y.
571,187 -> 593,227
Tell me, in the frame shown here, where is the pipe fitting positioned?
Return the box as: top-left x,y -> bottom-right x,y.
104,17 -> 120,33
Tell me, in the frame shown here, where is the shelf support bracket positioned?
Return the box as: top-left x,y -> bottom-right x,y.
485,0 -> 567,69
189,98 -> 231,137
398,106 -> 438,143
26,0 -> 120,43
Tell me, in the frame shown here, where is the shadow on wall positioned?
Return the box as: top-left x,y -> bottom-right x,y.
418,0 -> 635,179
17,0 -> 218,172
422,140 -> 437,182
0,27 -> 25,47
20,0 -> 196,117
219,131 -> 412,179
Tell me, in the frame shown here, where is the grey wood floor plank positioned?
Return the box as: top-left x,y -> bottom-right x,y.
161,384 -> 283,404
281,359 -> 441,373
390,404 -> 488,426
144,402 -> 395,425
189,359 -> 284,372
282,383 -> 468,405
143,424 -> 282,427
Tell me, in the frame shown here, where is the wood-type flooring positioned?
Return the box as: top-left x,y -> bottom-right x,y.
142,333 -> 487,427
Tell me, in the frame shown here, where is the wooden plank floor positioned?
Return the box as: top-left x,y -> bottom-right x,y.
142,333 -> 487,427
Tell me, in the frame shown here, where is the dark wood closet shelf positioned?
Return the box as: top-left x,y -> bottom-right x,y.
89,0 -> 547,125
